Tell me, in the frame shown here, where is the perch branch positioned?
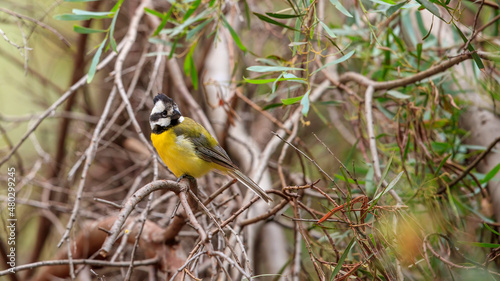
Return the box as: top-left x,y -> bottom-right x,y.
99,180 -> 182,257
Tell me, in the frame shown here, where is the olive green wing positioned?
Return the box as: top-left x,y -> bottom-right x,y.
173,119 -> 237,170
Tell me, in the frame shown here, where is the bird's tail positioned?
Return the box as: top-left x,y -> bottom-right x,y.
227,169 -> 272,204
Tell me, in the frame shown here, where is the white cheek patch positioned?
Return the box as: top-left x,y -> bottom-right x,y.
151,102 -> 166,114
178,116 -> 184,123
157,117 -> 171,127
150,117 -> 171,130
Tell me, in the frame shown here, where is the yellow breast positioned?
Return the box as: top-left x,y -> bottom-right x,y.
151,128 -> 215,178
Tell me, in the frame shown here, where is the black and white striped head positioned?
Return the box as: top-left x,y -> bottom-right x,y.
150,94 -> 184,133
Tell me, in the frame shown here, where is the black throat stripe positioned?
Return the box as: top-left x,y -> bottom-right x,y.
151,117 -> 181,135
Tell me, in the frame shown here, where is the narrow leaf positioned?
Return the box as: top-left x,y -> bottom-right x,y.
144,7 -> 163,18
72,9 -> 115,17
371,171 -> 403,204
481,162 -> 500,184
272,73 -> 283,94
87,39 -> 106,83
301,90 -> 311,116
183,0 -> 201,21
386,1 -> 407,17
110,0 -> 124,13
386,90 -> 411,99
184,43 -> 199,89
417,43 -> 422,70
221,15 -> 247,52
73,25 -> 107,34
330,238 -> 355,280
457,241 -> 500,248
154,7 -> 174,36
247,65 -> 304,72
484,223 -> 500,236
415,0 -> 441,19
54,14 -> 98,21
243,77 -> 305,84
453,23 -> 485,69
253,12 -> 298,31
329,0 -> 353,17
109,8 -> 120,52
281,95 -> 304,105
265,12 -> 302,19
186,18 -> 212,40
319,21 -> 337,38
311,50 -> 354,75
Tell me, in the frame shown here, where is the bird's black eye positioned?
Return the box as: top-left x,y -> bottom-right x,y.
161,111 -> 168,118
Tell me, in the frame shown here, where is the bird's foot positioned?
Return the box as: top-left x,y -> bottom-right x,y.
177,174 -> 196,183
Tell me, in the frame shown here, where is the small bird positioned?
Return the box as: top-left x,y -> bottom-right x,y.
149,93 -> 272,203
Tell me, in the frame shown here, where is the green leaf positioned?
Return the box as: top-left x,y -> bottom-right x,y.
184,42 -> 199,89
484,223 -> 500,236
415,0 -> 441,19
330,238 -> 356,280
281,95 -> 304,105
319,21 -> 337,38
311,50 -> 354,75
183,0 -> 201,21
329,0 -> 353,17
371,171 -> 403,204
301,90 -> 311,116
186,18 -> 212,40
72,9 -> 115,17
253,12 -> 298,31
243,77 -> 305,84
110,0 -> 124,13
386,90 -> 411,99
453,23 -> 485,69
334,174 -> 359,184
87,39 -> 106,83
480,162 -> 500,184
247,65 -> 304,72
386,1 -> 407,17
416,43 -> 422,70
434,154 -> 451,176
265,12 -> 302,19
154,8 -> 174,36
55,10 -> 114,21
108,8 -> 119,52
371,154 -> 394,202
272,73 -> 283,94
365,165 -> 375,196
144,7 -> 164,18
73,25 -> 107,34
54,14 -> 97,21
221,15 -> 247,53
457,241 -> 500,248
262,103 -> 283,110
64,0 -> 99,2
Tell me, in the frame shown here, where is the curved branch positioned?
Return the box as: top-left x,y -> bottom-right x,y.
339,52 -> 481,90
0,258 -> 159,277
99,180 -> 182,257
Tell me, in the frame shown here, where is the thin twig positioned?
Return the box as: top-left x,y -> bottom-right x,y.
57,87 -> 118,248
0,258 -> 159,276
0,7 -> 71,46
113,0 -> 156,157
438,136 -> 500,193
464,0 -> 485,50
0,40 -> 125,167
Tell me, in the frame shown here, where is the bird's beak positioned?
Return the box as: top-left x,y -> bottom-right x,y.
171,109 -> 181,120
